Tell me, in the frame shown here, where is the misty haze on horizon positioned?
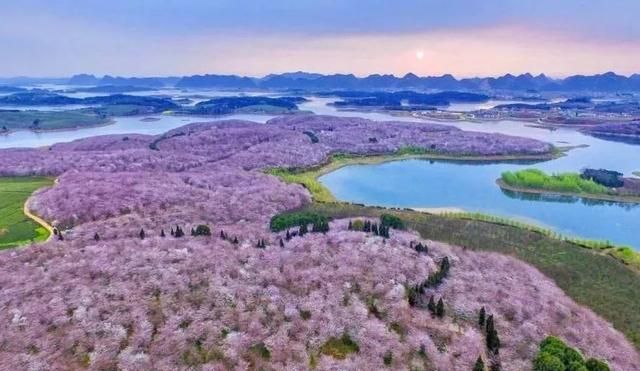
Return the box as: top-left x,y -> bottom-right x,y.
1,0 -> 639,77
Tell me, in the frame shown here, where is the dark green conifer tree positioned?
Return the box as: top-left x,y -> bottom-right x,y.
233,236 -> 239,244
348,220 -> 352,230
427,296 -> 436,314
436,298 -> 445,317
487,328 -> 500,354
486,315 -> 494,334
139,228 -> 145,240
279,238 -> 285,248
473,356 -> 485,371
94,232 -> 100,241
479,307 -> 486,327
160,229 -> 165,238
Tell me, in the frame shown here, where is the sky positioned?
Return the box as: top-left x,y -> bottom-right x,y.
1,0 -> 640,78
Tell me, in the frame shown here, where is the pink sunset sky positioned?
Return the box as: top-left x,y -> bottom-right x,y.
1,0 -> 639,77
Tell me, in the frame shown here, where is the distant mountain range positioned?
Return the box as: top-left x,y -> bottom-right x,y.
3,71 -> 640,92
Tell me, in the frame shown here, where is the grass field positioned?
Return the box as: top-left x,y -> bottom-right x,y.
288,202 -> 640,350
0,177 -> 54,249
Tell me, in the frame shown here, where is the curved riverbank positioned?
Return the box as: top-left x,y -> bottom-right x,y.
268,154 -> 640,270
267,150 -> 563,203
496,178 -> 640,204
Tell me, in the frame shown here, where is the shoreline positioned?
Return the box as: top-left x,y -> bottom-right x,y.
496,178 -> 640,204
267,151 -> 640,269
0,117 -> 116,136
267,149 -> 563,204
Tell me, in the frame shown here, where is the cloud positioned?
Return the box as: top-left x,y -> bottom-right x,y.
1,1 -> 639,77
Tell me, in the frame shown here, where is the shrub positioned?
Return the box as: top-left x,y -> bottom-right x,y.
473,356 -> 485,371
270,211 -> 329,232
303,130 -> 319,143
320,333 -> 360,359
383,351 -> 393,366
351,219 -> 364,231
299,309 -> 312,320
380,213 -> 405,230
249,342 -> 271,360
533,336 -> 609,371
193,224 -> 211,236
581,168 -> 623,188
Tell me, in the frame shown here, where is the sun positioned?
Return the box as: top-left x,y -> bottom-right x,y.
416,50 -> 425,60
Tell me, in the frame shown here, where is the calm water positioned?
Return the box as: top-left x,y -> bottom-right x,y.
0,113 -> 273,148
1,94 -> 639,247
320,159 -> 640,247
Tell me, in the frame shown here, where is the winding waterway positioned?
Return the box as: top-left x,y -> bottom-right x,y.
1,95 -> 639,247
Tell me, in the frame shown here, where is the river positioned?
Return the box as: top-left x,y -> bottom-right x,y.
1,94 -> 638,247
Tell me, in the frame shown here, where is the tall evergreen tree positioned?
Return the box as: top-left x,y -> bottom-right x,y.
479,307 -> 486,327
486,315 -> 494,334
487,328 -> 500,354
232,236 -> 239,244
473,356 -> 485,371
279,238 -> 285,248
285,229 -> 291,241
139,228 -> 145,240
436,298 -> 445,318
170,227 -> 174,236
427,296 -> 436,314
93,232 -> 100,241
299,223 -> 308,236
160,229 -> 166,238
220,230 -> 226,240
348,220 -> 352,230
190,228 -> 195,236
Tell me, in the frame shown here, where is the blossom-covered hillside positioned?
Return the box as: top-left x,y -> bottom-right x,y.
0,115 -> 636,370
1,221 -> 637,370
0,115 -> 553,176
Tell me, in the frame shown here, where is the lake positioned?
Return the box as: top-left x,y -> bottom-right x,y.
2,95 -> 639,247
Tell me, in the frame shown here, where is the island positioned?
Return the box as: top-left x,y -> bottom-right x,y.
0,110 -> 111,132
0,92 -> 307,132
328,90 -> 489,111
498,168 -> 640,203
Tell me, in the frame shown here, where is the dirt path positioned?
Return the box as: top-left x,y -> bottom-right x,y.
22,177 -> 58,243
23,196 -> 54,242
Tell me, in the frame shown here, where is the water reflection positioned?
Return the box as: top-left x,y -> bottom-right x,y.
500,188 -> 640,210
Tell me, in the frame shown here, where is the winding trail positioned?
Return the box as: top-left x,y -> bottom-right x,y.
23,196 -> 54,242
22,177 -> 58,242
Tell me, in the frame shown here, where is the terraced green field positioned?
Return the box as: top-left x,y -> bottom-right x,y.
0,177 -> 53,249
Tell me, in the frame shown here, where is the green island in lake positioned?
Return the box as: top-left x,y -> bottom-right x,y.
498,168 -> 640,204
